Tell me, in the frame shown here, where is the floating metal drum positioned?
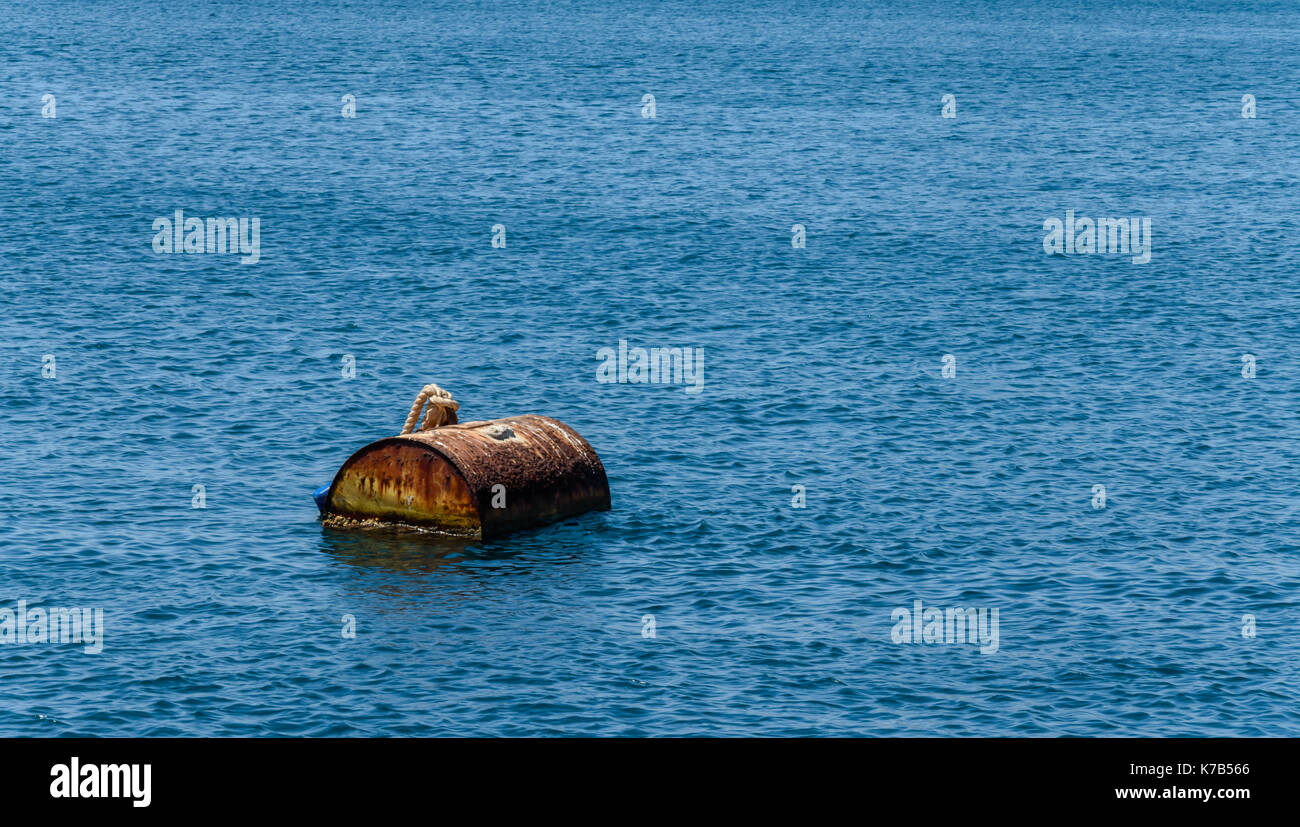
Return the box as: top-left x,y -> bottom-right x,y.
320,415 -> 610,539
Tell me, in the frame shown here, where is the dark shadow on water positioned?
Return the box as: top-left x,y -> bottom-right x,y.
316,518 -> 606,622
317,526 -> 517,613
317,511 -> 607,573
317,525 -> 487,572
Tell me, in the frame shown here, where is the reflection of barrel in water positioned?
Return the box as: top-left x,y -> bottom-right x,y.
316,525 -> 589,574
317,526 -> 479,572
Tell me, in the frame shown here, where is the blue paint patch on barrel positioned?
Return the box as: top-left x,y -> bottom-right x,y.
312,484 -> 331,512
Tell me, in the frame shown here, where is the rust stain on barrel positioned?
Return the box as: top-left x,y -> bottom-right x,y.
322,414 -> 610,538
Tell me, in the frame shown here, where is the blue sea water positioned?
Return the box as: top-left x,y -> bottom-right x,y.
2,0 -> 1299,737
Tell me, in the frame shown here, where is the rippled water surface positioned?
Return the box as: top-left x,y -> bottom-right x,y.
2,0 -> 1300,736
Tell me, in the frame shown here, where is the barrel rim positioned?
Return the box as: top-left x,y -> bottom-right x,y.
323,436 -> 482,529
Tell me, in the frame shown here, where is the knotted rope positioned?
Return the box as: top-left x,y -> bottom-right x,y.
400,383 -> 460,434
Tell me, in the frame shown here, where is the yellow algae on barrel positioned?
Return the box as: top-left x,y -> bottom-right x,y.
321,414 -> 610,539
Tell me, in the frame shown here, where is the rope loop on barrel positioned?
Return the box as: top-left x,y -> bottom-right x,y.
400,383 -> 460,434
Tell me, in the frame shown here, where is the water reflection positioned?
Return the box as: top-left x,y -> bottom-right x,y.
316,524 -> 607,639
315,519 -> 599,622
316,518 -> 599,573
317,525 -> 484,572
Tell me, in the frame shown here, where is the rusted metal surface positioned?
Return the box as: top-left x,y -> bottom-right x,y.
322,415 -> 610,538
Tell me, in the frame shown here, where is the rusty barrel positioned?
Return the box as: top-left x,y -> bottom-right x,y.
320,415 -> 610,538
